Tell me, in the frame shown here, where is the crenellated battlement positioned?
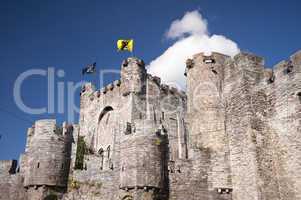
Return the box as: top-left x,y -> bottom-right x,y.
147,74 -> 161,86
122,57 -> 145,68
186,50 -> 301,91
185,52 -> 230,76
2,49 -> 301,200
272,52 -> 301,80
28,119 -> 73,138
0,160 -> 18,176
81,80 -> 122,103
159,83 -> 184,96
80,72 -> 186,106
233,52 -> 264,67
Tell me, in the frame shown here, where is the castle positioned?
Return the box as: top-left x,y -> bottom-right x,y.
0,50 -> 301,200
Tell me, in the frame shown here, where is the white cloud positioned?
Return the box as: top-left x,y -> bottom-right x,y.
147,10 -> 240,89
166,10 -> 208,39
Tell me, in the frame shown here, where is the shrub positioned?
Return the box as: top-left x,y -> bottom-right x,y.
44,194 -> 58,200
74,136 -> 86,170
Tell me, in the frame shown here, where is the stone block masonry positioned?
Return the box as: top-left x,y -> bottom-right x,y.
0,50 -> 301,200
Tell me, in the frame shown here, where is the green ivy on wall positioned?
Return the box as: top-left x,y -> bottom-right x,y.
74,136 -> 86,170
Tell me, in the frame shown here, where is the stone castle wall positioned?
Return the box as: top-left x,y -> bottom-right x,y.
0,50 -> 300,200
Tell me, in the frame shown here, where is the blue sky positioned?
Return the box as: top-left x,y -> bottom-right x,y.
0,0 -> 300,160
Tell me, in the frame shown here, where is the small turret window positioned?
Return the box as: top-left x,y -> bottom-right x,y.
37,162 -> 40,168
203,58 -> 215,64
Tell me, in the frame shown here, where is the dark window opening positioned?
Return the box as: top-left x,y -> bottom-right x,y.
216,188 -> 232,194
109,159 -> 114,170
125,122 -> 132,135
297,92 -> 301,103
284,62 -> 293,74
61,164 -> 64,170
98,148 -> 104,170
37,162 -> 40,168
186,59 -> 194,69
267,75 -> 275,84
100,155 -> 104,170
107,145 -> 111,159
153,107 -> 157,122
9,160 -> 17,174
203,58 -> 215,64
161,112 -> 165,120
212,69 -> 218,74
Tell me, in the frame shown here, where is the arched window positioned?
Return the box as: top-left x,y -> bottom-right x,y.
98,106 -> 113,123
96,106 -> 114,168
98,148 -> 104,170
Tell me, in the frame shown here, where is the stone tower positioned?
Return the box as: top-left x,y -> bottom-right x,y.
121,57 -> 147,96
119,120 -> 166,200
23,119 -> 73,200
119,58 -> 147,125
185,52 -> 232,194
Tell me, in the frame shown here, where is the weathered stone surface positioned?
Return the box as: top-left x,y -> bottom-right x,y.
1,51 -> 301,200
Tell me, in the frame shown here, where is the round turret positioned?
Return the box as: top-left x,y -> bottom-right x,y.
119,120 -> 165,190
120,57 -> 147,96
24,119 -> 73,187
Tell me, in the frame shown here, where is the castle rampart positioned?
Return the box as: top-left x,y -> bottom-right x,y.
1,50 -> 301,200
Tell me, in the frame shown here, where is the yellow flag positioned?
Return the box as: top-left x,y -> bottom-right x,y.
117,39 -> 134,52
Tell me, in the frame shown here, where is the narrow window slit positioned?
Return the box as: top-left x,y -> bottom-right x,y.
297,92 -> 301,103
